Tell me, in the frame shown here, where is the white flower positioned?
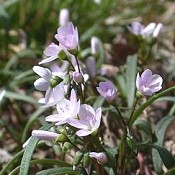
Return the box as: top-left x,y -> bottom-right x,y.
33,66 -> 65,106
68,104 -> 102,136
46,89 -> 80,125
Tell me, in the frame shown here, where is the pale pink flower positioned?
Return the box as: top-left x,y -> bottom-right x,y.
130,22 -> 163,37
136,69 -> 163,96
46,89 -> 80,125
55,22 -> 78,50
89,152 -> 107,164
39,43 -> 68,65
68,104 -> 102,136
97,81 -> 117,103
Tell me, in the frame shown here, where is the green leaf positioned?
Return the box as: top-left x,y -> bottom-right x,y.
93,95 -> 104,110
152,115 -> 175,173
129,86 -> 175,126
35,167 -> 78,175
0,150 -> 24,175
152,144 -> 175,170
137,143 -> 175,171
134,119 -> 152,135
126,54 -> 137,107
19,123 -> 53,175
22,107 -> 48,142
115,74 -> 126,99
4,91 -> 37,104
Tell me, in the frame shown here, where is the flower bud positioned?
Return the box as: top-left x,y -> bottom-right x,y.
72,71 -> 84,84
32,130 -> 59,142
83,152 -> 90,167
72,151 -> 83,166
86,56 -> 96,78
89,152 -> 107,164
91,36 -> 100,56
97,81 -> 117,104
59,8 -> 69,26
62,142 -> 73,152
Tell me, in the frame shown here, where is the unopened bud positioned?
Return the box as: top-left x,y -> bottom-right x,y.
89,152 -> 107,164
55,133 -> 68,143
72,71 -> 84,84
32,130 -> 59,142
59,8 -> 69,26
62,142 -> 73,152
73,151 -> 83,166
83,152 -> 90,167
86,56 -> 96,78
91,36 -> 100,56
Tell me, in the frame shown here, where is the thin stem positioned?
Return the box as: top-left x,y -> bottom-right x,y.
128,97 -> 139,125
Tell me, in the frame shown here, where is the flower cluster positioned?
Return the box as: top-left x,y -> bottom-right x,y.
27,19 -> 165,174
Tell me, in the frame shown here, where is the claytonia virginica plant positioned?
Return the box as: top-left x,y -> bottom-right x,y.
21,19 -> 175,175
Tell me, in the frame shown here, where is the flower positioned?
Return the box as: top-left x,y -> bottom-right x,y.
39,43 -> 67,65
130,22 -> 163,37
32,130 -> 59,142
97,81 -> 117,103
59,8 -> 69,26
55,22 -> 79,50
89,152 -> 107,164
86,56 -> 96,78
33,66 -> 65,106
136,69 -> 163,96
68,104 -> 102,136
46,89 -> 80,125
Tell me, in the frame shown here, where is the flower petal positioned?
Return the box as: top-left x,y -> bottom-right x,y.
34,78 -> 49,91
33,66 -> 52,80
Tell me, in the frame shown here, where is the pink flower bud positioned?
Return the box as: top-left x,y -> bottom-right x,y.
59,8 -> 69,26
32,130 -> 59,142
89,152 -> 107,164
91,36 -> 100,55
97,81 -> 117,103
86,56 -> 96,78
72,71 -> 84,84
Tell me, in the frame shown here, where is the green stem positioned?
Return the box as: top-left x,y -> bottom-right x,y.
129,86 -> 175,126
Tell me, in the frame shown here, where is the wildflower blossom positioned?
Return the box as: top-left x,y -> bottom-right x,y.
46,89 -> 80,125
130,22 -> 163,37
97,81 -> 117,103
33,66 -> 65,106
136,69 -> 163,96
55,22 -> 79,50
39,43 -> 67,65
68,104 -> 102,136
